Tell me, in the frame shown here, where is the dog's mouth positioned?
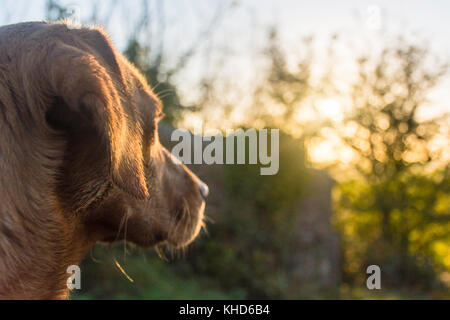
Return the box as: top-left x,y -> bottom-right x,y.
96,197 -> 206,251
166,200 -> 206,249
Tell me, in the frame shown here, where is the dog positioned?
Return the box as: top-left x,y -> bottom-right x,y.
0,21 -> 209,299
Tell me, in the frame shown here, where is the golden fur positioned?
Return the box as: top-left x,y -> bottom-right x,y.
0,21 -> 207,299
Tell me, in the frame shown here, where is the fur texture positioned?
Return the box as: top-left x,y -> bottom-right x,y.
0,21 -> 207,299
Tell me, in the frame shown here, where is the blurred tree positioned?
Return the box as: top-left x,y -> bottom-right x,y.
46,0 -> 71,20
248,29 -> 338,141
252,30 -> 313,133
123,38 -> 185,124
260,31 -> 312,121
336,39 -> 450,289
121,0 -> 229,124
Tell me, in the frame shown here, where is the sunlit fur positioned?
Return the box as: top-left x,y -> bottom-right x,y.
0,21 -> 207,299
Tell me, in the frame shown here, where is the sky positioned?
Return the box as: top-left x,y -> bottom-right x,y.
1,0 -> 448,165
3,1 -> 450,52
1,0 -> 449,120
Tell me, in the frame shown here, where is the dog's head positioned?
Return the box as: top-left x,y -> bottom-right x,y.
30,23 -> 208,249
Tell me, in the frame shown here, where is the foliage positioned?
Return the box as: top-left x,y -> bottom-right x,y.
335,40 -> 450,289
180,131 -> 309,299
46,0 -> 73,20
73,248 -> 245,300
123,39 -> 186,124
252,30 -> 314,129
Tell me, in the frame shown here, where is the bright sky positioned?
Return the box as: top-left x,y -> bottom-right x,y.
1,0 -> 449,166
3,1 -> 450,51
2,1 -> 449,111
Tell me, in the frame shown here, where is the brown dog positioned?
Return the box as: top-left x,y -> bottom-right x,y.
0,21 -> 209,299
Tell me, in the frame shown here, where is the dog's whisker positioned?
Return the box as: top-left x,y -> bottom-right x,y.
114,259 -> 134,283
89,247 -> 102,263
113,212 -> 128,243
204,215 -> 215,224
155,244 -> 169,262
123,212 -> 130,262
151,81 -> 163,93
154,88 -> 175,98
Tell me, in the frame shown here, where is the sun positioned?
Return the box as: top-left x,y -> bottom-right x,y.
316,98 -> 343,122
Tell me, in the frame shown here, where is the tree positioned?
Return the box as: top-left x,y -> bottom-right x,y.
336,38 -> 449,289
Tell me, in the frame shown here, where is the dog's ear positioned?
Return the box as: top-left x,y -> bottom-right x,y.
27,38 -> 149,206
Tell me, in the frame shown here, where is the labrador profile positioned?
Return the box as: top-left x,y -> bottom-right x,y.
0,21 -> 209,299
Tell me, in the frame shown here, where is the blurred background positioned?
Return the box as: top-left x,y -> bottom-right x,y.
2,0 -> 449,299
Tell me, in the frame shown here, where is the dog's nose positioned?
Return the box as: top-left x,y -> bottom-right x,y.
199,182 -> 209,200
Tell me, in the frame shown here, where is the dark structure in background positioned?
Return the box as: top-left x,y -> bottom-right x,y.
160,123 -> 340,297
291,171 -> 340,292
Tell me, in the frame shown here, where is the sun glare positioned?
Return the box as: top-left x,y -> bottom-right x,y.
316,98 -> 343,122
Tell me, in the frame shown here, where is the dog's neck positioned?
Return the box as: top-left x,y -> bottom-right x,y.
0,203 -> 94,299
0,124 -> 98,299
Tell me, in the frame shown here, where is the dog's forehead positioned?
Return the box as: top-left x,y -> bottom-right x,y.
122,58 -> 163,114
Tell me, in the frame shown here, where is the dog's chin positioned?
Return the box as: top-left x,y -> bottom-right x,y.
100,202 -> 206,249
167,201 -> 206,249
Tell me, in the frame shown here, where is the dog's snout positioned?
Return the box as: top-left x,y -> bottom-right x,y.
199,181 -> 209,200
